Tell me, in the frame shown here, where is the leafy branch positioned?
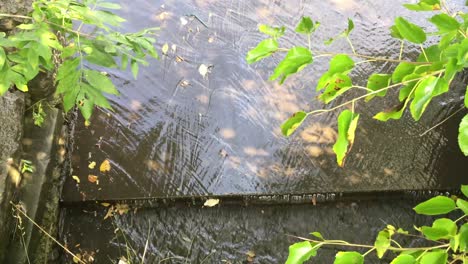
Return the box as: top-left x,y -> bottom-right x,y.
246,0 -> 468,166
286,185 -> 468,264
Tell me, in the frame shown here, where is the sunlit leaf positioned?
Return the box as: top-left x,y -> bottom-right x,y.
366,74 -> 391,101
392,62 -> 416,83
421,218 -> 456,240
334,251 -> 363,264
99,159 -> 111,173
333,110 -> 359,167
413,196 -> 456,215
375,230 -> 391,258
295,17 -> 319,34
203,198 -> 220,207
459,114 -> 468,155
270,46 -> 312,84
286,241 -> 319,264
88,174 -> 99,184
72,175 -> 80,184
259,24 -> 285,38
246,38 -> 278,64
88,161 -> 96,169
429,13 -> 460,33
456,198 -> 468,215
403,0 -> 440,11
391,254 -> 416,264
419,251 -> 447,264
410,76 -> 439,121
394,17 -> 426,44
462,185 -> 468,197
281,111 -> 307,137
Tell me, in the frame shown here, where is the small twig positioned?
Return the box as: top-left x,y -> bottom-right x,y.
420,45 -> 429,62
346,37 -> 356,55
399,40 -> 404,61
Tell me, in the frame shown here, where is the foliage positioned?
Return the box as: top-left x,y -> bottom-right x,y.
285,185 -> 468,264
20,159 -> 34,173
0,0 -> 158,123
246,0 -> 468,166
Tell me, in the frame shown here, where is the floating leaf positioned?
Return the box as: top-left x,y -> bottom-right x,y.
334,251 -> 364,264
88,174 -> 99,184
72,175 -> 81,184
198,64 -> 210,78
458,114 -> 468,155
333,110 -> 360,167
204,198 -> 220,207
394,17 -> 426,44
246,38 -> 278,64
99,159 -> 111,172
281,111 -> 307,137
161,43 -> 169,55
88,161 -> 96,169
413,196 -> 456,215
270,46 -> 313,84
285,241 -> 319,264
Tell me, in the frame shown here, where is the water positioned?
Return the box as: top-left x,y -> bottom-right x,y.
61,0 -> 467,202
59,0 -> 468,262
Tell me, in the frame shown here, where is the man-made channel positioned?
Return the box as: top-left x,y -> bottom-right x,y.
58,0 -> 468,263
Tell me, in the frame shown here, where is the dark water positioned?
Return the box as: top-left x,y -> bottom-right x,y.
62,0 -> 467,202
59,0 -> 468,263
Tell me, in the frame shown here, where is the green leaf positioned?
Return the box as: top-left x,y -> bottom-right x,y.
295,17 -> 319,34
96,2 -> 122,9
459,223 -> 468,251
429,13 -> 460,33
56,58 -> 80,83
246,39 -> 278,64
403,0 -> 440,11
457,198 -> 468,215
333,110 -> 359,167
258,24 -> 285,38
269,46 -> 312,84
334,251 -> 364,264
318,73 -> 353,103
421,218 -> 456,240
375,230 -> 391,258
462,185 -> 468,198
366,74 -> 391,101
63,87 -> 79,113
391,255 -> 416,264
84,70 -> 119,95
419,251 -> 447,264
342,18 -> 354,37
281,111 -> 307,137
0,47 -> 5,69
450,234 -> 460,252
83,44 -> 118,68
413,196 -> 456,215
131,59 -> 139,79
394,17 -> 427,44
410,76 -> 438,121
459,114 -> 468,155
310,232 -> 324,240
285,241 -> 319,264
316,54 -> 354,91
392,62 -> 416,83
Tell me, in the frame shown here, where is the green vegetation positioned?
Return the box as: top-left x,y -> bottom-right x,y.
286,185 -> 468,264
0,0 -> 158,125
247,0 -> 468,166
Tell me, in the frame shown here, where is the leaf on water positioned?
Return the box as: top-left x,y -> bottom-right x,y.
281,111 -> 307,137
203,198 -> 220,207
115,203 -> 130,215
101,202 -> 111,207
72,175 -> 81,184
99,159 -> 111,172
88,175 -> 99,184
458,114 -> 468,155
413,196 -> 456,215
162,43 -> 169,55
88,161 -> 96,169
118,257 -> 128,264
104,206 -> 114,220
198,64 -> 210,78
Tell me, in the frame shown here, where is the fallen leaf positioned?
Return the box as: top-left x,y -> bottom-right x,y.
171,44 -> 177,53
203,198 -> 220,207
84,120 -> 91,127
162,43 -> 169,55
104,206 -> 114,220
7,165 -> 21,188
118,257 -> 128,264
198,64 -> 209,78
180,17 -> 188,26
246,250 -> 256,262
115,203 -> 129,215
99,159 -> 111,173
88,175 -> 99,184
73,254 -> 82,263
72,175 -> 81,184
101,202 -> 111,207
88,161 -> 96,169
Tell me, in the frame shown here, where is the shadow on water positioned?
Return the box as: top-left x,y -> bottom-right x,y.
59,0 -> 468,262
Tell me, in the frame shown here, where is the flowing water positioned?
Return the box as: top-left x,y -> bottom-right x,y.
59,0 -> 468,262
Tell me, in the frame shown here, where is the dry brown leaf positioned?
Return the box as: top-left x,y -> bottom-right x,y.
88,161 -> 96,169
88,175 -> 99,184
104,206 -> 114,220
99,159 -> 111,172
203,198 -> 220,207
115,203 -> 129,215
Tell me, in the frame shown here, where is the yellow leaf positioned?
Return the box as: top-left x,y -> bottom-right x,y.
7,166 -> 21,188
72,175 -> 80,184
203,198 -> 220,207
104,206 -> 114,220
88,175 -> 99,184
101,202 -> 111,207
73,254 -> 82,263
88,161 -> 96,169
115,203 -> 129,215
162,43 -> 169,55
99,159 -> 111,172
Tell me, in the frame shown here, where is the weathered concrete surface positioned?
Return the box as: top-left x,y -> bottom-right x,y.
0,92 -> 25,263
0,0 -> 33,32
